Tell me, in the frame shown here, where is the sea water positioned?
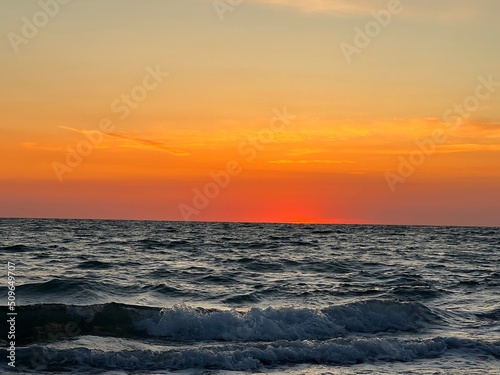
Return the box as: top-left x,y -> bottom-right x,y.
0,219 -> 499,374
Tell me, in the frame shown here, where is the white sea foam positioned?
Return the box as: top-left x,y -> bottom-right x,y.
135,300 -> 436,341
17,337 -> 500,372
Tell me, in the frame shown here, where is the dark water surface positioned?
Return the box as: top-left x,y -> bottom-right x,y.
1,219 -> 499,374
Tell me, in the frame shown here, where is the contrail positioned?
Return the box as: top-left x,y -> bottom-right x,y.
59,126 -> 190,156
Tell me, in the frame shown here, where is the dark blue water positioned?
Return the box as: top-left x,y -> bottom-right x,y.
1,219 -> 499,374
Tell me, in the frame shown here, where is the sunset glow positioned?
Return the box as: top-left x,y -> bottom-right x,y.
1,0 -> 499,226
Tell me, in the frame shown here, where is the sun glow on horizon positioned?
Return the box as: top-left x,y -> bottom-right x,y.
0,0 -> 499,227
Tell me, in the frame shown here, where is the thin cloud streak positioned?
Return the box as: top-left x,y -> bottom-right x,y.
244,0 -> 485,20
249,0 -> 376,15
105,132 -> 190,156
59,126 -> 190,156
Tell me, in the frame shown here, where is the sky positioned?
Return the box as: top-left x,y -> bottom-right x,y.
1,0 -> 499,226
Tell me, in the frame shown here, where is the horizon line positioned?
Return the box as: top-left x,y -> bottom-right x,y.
0,216 -> 498,229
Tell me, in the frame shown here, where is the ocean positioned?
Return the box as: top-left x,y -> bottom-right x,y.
1,218 -> 499,374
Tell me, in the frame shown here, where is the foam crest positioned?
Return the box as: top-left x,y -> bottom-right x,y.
15,337 -> 500,372
137,300 -> 436,341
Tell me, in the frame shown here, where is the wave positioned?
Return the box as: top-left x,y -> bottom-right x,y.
0,244 -> 70,254
0,244 -> 35,252
77,260 -> 114,270
13,278 -> 107,298
136,238 -> 190,250
476,306 -> 500,321
0,300 -> 439,345
13,337 -> 500,372
140,299 -> 438,341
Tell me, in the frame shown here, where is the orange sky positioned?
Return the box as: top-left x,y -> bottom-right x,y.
1,0 -> 499,226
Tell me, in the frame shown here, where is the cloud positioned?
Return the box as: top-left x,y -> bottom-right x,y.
244,0 -> 486,20
248,0 -> 378,15
59,126 -> 190,156
105,132 -> 190,156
